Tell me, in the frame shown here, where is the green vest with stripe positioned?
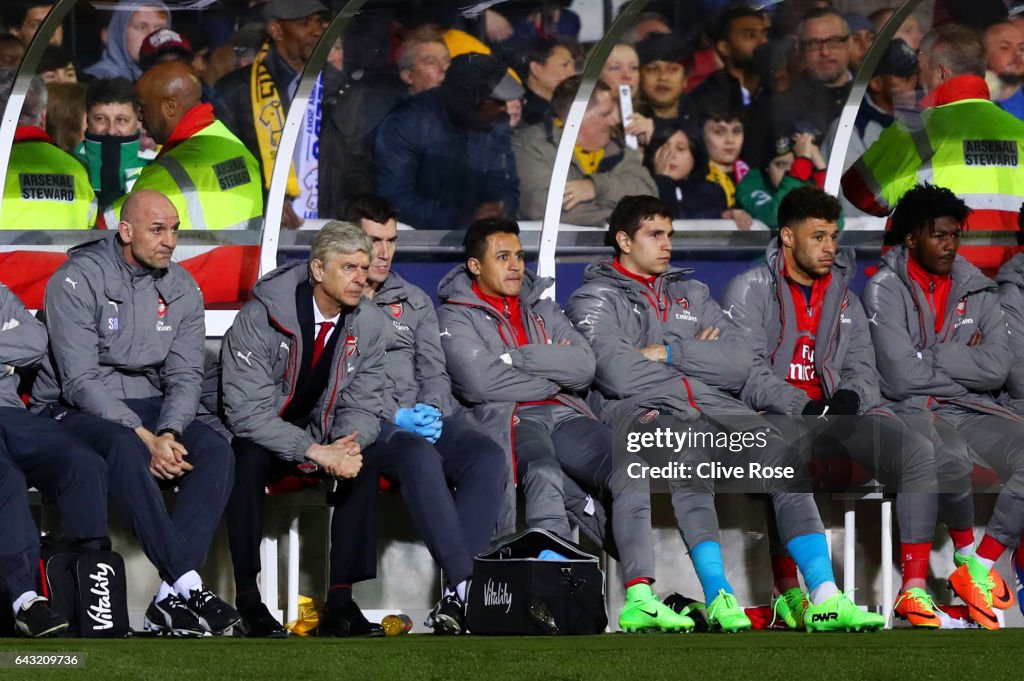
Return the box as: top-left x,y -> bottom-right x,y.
107,120 -> 263,230
1,140 -> 97,229
854,98 -> 1024,219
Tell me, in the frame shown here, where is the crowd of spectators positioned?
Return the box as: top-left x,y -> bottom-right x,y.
2,0 -> 1024,233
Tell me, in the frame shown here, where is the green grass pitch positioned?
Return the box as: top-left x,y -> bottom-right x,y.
2,630 -> 1021,681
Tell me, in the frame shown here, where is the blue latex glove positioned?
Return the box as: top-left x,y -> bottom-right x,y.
412,403 -> 442,426
395,407 -> 419,432
411,403 -> 443,443
418,421 -> 443,444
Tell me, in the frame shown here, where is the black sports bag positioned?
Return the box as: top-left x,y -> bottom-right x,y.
468,528 -> 607,635
40,546 -> 130,638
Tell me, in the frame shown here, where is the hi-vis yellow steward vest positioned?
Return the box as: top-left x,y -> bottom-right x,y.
2,139 -> 97,229
106,120 -> 263,231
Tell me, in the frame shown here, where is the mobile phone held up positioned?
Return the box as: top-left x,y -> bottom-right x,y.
619,84 -> 638,150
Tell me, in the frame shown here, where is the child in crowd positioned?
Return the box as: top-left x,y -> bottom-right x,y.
643,126 -> 727,219
700,101 -> 753,229
736,132 -> 829,229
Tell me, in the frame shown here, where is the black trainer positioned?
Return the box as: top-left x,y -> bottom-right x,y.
14,598 -> 68,638
425,594 -> 466,635
185,588 -> 241,635
234,602 -> 288,639
144,594 -> 204,637
315,600 -> 385,637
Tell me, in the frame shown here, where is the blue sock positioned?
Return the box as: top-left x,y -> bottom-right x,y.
786,533 -> 835,593
690,541 -> 732,603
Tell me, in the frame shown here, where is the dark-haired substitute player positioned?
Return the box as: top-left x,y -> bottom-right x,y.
863,183 -> 1023,629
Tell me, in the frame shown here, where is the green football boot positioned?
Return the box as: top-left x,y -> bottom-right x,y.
772,587 -> 809,630
804,592 -> 885,632
618,583 -> 695,633
706,589 -> 752,633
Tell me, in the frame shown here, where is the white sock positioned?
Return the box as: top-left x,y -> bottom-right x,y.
955,544 -> 975,558
810,582 -> 840,605
12,590 -> 37,615
173,570 -> 203,599
974,554 -> 996,570
443,581 -> 469,602
156,582 -> 175,603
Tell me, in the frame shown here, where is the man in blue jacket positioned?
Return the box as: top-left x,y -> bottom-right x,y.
375,52 -> 521,229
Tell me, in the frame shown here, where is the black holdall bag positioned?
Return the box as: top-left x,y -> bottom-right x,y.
40,543 -> 130,638
467,528 -> 607,635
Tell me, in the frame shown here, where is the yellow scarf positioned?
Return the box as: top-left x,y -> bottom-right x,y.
706,163 -> 736,207
250,42 -> 300,195
553,118 -> 605,175
574,147 -> 605,175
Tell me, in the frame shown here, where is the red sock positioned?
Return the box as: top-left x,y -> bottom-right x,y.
976,534 -> 1007,563
900,542 -> 931,588
948,527 -> 975,552
625,577 -> 652,589
1016,542 -> 1024,570
771,556 -> 799,592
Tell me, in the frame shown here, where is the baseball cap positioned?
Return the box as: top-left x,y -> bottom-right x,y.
262,0 -> 329,22
139,29 -> 193,71
445,52 -> 524,102
875,38 -> 917,78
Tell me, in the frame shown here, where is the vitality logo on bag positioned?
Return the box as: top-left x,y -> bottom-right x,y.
483,579 -> 513,614
86,563 -> 115,630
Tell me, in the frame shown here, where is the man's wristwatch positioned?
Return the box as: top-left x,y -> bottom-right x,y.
157,428 -> 181,440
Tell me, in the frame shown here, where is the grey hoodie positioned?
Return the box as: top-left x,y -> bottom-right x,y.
220,262 -> 386,462
721,239 -> 881,416
85,1 -> 172,81
0,285 -> 48,409
370,270 -> 454,420
32,235 -> 205,434
995,253 -> 1024,412
862,248 -> 1017,419
436,265 -> 597,535
565,260 -> 757,433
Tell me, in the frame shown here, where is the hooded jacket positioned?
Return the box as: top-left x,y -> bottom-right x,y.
721,240 -> 880,416
0,285 -> 48,409
436,265 -> 596,536
995,253 -> 1024,412
32,236 -> 205,435
564,261 -> 756,433
220,262 -> 386,462
370,270 -> 454,421
513,118 -> 657,226
85,0 -> 171,81
374,88 -> 520,230
862,248 -> 1017,419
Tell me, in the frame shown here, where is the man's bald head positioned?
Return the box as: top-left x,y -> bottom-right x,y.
119,189 -> 179,269
135,61 -> 203,144
122,189 -> 175,225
